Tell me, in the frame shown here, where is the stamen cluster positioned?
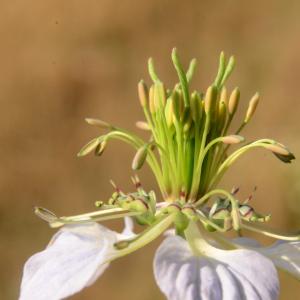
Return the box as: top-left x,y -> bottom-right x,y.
49,49 -> 295,235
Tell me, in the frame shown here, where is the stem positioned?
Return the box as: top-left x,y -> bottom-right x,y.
241,221 -> 300,241
190,114 -> 210,198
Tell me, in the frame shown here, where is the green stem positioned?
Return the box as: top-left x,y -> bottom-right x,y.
190,114 -> 210,199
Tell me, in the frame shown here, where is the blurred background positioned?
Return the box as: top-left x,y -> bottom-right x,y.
0,0 -> 300,299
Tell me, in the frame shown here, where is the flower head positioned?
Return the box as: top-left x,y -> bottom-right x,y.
20,49 -> 299,300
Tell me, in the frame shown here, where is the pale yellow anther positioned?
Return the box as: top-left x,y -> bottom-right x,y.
204,86 -> 217,114
220,86 -> 228,104
138,80 -> 148,107
244,92 -> 259,123
85,118 -> 112,129
164,97 -> 174,127
149,85 -> 156,113
264,143 -> 290,156
222,135 -> 245,144
136,121 -> 151,131
132,145 -> 148,170
228,87 -> 240,115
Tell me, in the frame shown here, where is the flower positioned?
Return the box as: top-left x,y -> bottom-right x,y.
20,49 -> 299,300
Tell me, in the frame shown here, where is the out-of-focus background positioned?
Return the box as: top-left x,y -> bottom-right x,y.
0,0 -> 300,299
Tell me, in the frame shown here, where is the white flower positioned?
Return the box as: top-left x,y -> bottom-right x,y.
20,218 -> 300,300
19,50 -> 300,300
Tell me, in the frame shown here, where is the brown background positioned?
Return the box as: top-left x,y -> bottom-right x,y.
0,0 -> 300,299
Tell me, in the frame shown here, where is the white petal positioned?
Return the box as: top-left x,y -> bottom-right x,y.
232,237 -> 262,248
121,217 -> 135,236
235,238 -> 300,280
154,236 -> 279,300
20,223 -> 120,300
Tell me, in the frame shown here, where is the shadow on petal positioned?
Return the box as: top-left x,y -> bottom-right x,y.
234,237 -> 300,280
20,223 -> 122,300
154,235 -> 279,300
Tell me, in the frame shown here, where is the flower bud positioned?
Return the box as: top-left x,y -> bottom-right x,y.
138,80 -> 148,107
228,87 -> 240,115
136,121 -> 151,130
222,135 -> 245,144
85,118 -> 112,129
244,92 -> 259,123
132,145 -> 148,170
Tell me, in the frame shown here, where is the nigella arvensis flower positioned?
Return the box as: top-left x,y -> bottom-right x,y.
20,49 -> 299,300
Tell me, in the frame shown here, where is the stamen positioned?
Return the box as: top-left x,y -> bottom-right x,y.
110,180 -> 123,195
241,221 -> 300,241
186,58 -> 197,83
135,121 -> 151,131
85,118 -> 113,130
209,139 -> 295,189
171,48 -> 190,108
132,145 -> 148,170
231,186 -> 240,195
214,52 -> 226,88
34,207 -> 57,223
77,137 -> 101,157
35,206 -> 142,228
112,213 -> 175,256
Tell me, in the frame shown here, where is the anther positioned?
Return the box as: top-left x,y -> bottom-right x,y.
132,145 -> 148,170
135,121 -> 151,131
228,87 -> 240,116
204,86 -> 218,115
85,118 -> 113,130
221,135 -> 245,144
244,92 -> 259,123
138,80 -> 148,107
